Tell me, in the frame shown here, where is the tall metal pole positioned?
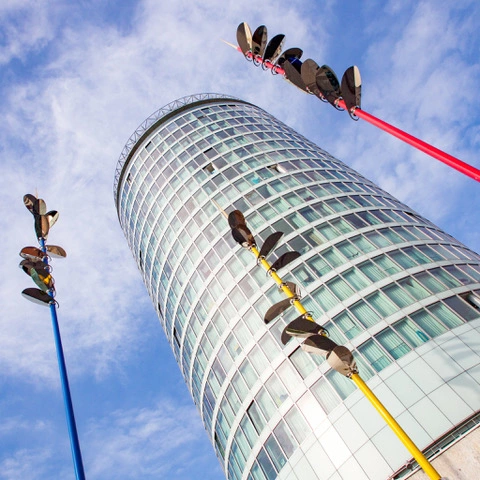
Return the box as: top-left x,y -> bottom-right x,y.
39,238 -> 86,480
229,214 -> 443,480
231,45 -> 480,183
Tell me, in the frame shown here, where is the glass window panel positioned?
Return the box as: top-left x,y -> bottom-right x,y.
367,291 -> 397,317
337,241 -> 360,260
389,250 -> 416,269
259,333 -> 280,362
383,283 -> 415,308
257,447 -> 277,480
417,244 -> 444,262
330,217 -> 354,234
265,434 -> 286,472
334,311 -> 363,339
284,406 -> 309,444
326,369 -> 355,400
359,261 -> 387,282
351,235 -> 375,254
358,339 -> 392,372
393,318 -> 429,347
240,358 -> 257,388
256,388 -> 276,422
414,271 -> 445,294
403,246 -> 430,264
273,421 -> 296,458
240,416 -> 258,448
311,377 -> 340,413
398,277 -> 429,300
343,267 -> 369,291
376,328 -> 411,359
249,345 -> 269,375
317,223 -> 338,241
365,230 -> 390,248
328,277 -> 355,301
429,268 -> 461,288
289,347 -> 315,379
410,310 -> 447,337
444,265 -> 474,285
277,361 -> 300,394
247,401 -> 266,433
443,296 -> 479,321
312,286 -> 338,311
265,374 -> 288,407
350,301 -> 381,328
323,248 -> 344,268
306,255 -> 332,276
428,302 -> 464,328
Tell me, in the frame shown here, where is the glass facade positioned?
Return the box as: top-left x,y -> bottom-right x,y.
114,94 -> 480,480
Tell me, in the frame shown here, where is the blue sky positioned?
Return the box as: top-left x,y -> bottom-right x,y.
1,1 -> 479,479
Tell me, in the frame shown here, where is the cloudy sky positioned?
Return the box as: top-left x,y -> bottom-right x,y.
1,1 -> 479,479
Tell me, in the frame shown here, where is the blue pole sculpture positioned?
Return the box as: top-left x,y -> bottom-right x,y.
20,195 -> 86,480
39,237 -> 86,480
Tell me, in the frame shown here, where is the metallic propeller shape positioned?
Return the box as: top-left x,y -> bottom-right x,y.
23,194 -> 46,216
301,334 -> 338,356
301,59 -> 325,99
47,245 -> 67,258
281,315 -> 323,345
21,287 -> 52,306
45,210 -> 59,228
281,281 -> 301,298
341,65 -> 362,111
19,258 -> 46,275
34,214 -> 50,240
263,34 -> 285,63
283,58 -> 308,93
30,267 -> 54,292
20,246 -> 45,262
327,345 -> 358,376
231,225 -> 255,248
252,25 -> 268,57
316,65 -> 341,107
228,210 -> 246,229
276,47 -> 303,67
268,251 -> 301,273
237,22 -> 253,54
264,297 -> 294,324
258,231 -> 284,261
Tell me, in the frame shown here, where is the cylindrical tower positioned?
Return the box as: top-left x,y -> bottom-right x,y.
114,94 -> 480,480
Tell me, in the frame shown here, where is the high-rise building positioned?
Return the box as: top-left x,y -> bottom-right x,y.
114,93 -> 480,480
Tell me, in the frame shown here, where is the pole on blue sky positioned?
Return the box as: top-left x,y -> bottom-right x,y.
20,195 -> 86,480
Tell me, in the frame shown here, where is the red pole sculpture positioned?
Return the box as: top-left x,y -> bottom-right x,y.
228,38 -> 480,183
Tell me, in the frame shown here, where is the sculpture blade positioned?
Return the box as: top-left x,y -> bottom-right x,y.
46,210 -> 59,228
264,297 -> 292,324
301,334 -> 338,356
21,288 -> 52,306
281,315 -> 322,345
236,22 -> 253,54
258,231 -> 284,260
231,225 -> 255,248
316,65 -> 341,106
283,58 -> 308,93
276,47 -> 303,67
252,25 -> 268,57
34,214 -> 50,240
228,210 -> 246,229
46,245 -> 67,258
341,65 -> 362,110
20,246 -> 45,262
301,58 -> 322,97
269,251 -> 301,273
263,34 -> 285,62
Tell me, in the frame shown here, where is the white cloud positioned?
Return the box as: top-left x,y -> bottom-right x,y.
85,398 -> 221,479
